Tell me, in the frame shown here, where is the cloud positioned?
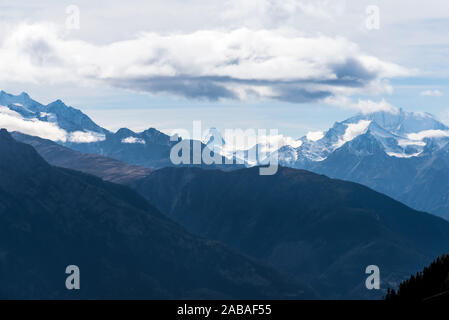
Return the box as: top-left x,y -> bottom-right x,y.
0,23 -> 408,103
121,136 -> 146,144
0,106 -> 67,141
407,129 -> 449,141
420,89 -> 443,97
325,96 -> 399,114
204,129 -> 303,155
0,106 -> 105,142
306,130 -> 324,141
221,0 -> 347,27
68,130 -> 106,143
354,99 -> 398,114
257,134 -> 303,150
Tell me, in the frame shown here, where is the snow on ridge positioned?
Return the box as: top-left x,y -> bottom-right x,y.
387,151 -> 422,158
122,136 -> 146,144
334,120 -> 372,149
397,139 -> 426,147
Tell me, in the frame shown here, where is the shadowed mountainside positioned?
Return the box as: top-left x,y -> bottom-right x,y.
130,166 -> 449,299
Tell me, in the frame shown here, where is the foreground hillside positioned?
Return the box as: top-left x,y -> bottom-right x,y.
0,129 -> 313,299
130,166 -> 449,299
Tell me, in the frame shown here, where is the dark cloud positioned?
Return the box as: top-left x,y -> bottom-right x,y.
328,58 -> 377,86
271,87 -> 332,103
106,58 -> 382,103
110,76 -> 238,101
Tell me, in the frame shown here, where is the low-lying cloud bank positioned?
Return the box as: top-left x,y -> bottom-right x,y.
0,23 -> 409,104
0,106 -> 105,142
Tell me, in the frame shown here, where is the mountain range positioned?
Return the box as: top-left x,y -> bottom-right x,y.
0,91 -> 235,170
2,90 -> 449,299
276,110 -> 449,220
5,90 -> 449,220
0,129 -> 312,299
200,108 -> 449,220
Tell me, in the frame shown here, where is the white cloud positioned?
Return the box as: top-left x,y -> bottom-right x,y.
207,129 -> 302,156
334,120 -> 371,148
306,130 -> 324,141
407,129 -> 449,141
249,134 -> 302,153
68,131 -> 106,143
0,106 -> 105,143
0,23 -> 408,103
272,135 -> 303,149
325,96 -> 399,114
121,136 -> 146,144
420,89 -> 443,97
354,99 -> 399,114
0,106 -> 67,141
221,0 -> 347,27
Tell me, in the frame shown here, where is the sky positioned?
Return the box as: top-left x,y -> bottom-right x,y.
0,0 -> 448,138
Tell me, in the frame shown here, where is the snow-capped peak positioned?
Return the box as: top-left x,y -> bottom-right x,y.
346,108 -> 448,135
0,90 -> 107,143
203,127 -> 226,146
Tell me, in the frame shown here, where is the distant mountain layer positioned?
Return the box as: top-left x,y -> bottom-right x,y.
0,91 -> 236,169
0,90 -> 106,135
130,166 -> 449,299
276,109 -> 449,165
0,129 -> 313,299
11,132 -> 152,184
306,132 -> 449,220
267,110 -> 449,220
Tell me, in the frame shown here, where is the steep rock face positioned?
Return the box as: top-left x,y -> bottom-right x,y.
130,166 -> 449,299
0,129 -> 314,299
45,100 -> 107,134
